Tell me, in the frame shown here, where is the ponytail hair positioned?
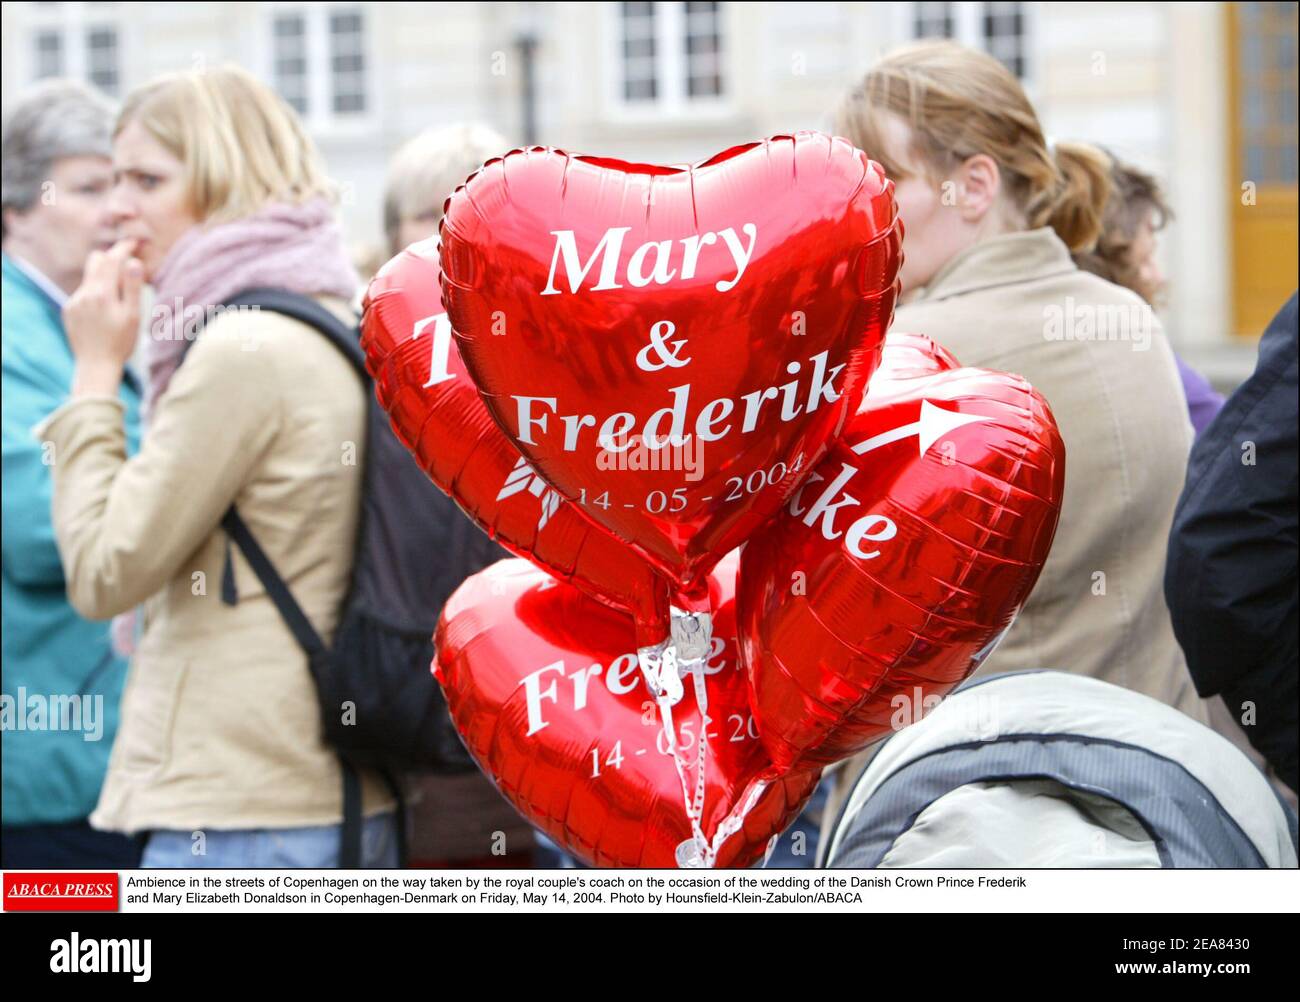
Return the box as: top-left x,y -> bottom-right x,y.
836,41 -> 1112,252
1028,142 -> 1113,253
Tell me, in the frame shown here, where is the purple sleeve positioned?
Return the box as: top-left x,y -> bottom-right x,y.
1175,355 -> 1226,437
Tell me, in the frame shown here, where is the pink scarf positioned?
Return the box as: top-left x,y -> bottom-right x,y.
113,196 -> 359,654
142,195 -> 359,416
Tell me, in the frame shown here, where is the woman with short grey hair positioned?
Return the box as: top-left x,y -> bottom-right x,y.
2,78 -> 142,869
2,78 -> 117,275
377,122 -> 540,867
383,122 -> 509,258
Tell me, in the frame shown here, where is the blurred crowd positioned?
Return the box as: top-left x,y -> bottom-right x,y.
2,41 -> 1296,871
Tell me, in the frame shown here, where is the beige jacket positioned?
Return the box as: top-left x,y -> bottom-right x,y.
36,298 -> 394,834
822,229 -> 1210,831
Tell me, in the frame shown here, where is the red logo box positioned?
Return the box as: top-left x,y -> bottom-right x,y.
3,872 -> 119,912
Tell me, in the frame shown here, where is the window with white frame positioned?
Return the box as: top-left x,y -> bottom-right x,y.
329,8 -> 367,114
269,5 -> 369,124
273,13 -> 310,115
685,1 -> 723,99
910,1 -> 1028,81
981,2 -> 1025,80
34,29 -> 63,78
621,3 -> 658,101
86,25 -> 119,95
913,2 -> 955,41
28,4 -> 121,96
615,1 -> 727,111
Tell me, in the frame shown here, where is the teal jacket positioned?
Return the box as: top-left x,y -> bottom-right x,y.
1,253 -> 141,826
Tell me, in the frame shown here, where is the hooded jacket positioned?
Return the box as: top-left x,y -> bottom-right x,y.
824,672 -> 1297,869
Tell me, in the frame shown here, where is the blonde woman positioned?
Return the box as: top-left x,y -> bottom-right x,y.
822,42 -> 1211,834
38,66 -> 396,867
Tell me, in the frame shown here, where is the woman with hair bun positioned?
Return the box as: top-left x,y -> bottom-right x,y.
1072,154 -> 1225,436
823,41 -> 1213,830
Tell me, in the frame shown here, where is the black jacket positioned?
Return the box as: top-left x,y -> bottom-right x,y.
1165,292 -> 1299,793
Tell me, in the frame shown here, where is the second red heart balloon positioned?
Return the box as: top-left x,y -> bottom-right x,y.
362,242 -> 670,631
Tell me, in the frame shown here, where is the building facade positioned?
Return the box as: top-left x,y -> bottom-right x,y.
4,1 -> 1296,385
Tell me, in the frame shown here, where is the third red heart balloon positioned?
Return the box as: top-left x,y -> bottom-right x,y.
738,332 -> 1066,773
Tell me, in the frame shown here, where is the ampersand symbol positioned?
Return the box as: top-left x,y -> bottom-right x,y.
635,320 -> 692,372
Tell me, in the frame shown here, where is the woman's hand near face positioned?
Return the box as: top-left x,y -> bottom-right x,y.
65,238 -> 145,397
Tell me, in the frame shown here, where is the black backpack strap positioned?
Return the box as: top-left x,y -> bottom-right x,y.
225,503 -> 372,866
219,508 -> 326,657
184,288 -> 362,646
183,290 -> 374,864
339,766 -> 408,869
222,287 -> 367,379
384,770 -> 408,867
340,760 -> 363,869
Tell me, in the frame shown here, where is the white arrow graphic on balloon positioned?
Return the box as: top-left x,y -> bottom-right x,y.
851,399 -> 992,457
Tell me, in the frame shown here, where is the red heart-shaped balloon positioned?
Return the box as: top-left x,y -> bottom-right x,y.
738,332 -> 1066,772
435,555 -> 820,868
362,242 -> 669,628
439,132 -> 900,595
